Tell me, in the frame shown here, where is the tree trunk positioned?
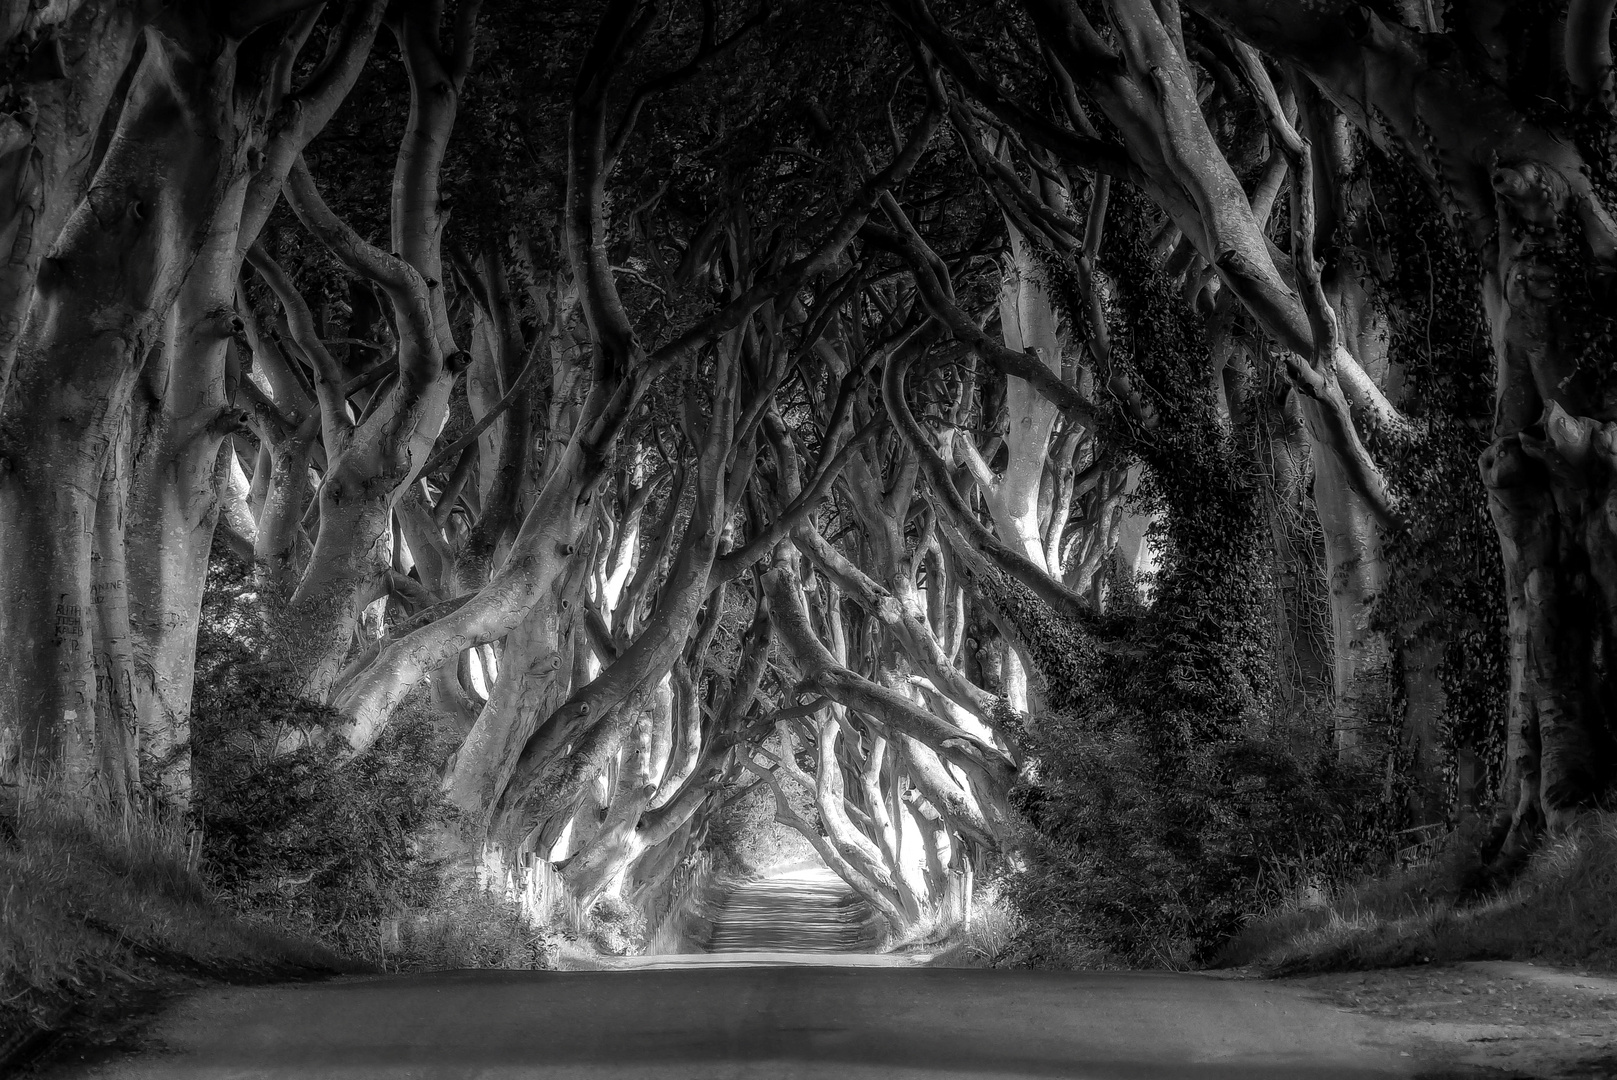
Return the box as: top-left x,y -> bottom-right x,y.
1305,401 -> 1391,758
0,33 -> 235,792
0,1 -> 142,400
90,411 -> 138,807
125,191 -> 245,803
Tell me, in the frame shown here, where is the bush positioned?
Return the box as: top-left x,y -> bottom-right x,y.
392,880 -> 556,971
1008,707 -> 1389,968
190,542 -> 452,958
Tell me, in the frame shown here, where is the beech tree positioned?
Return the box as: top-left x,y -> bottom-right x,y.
0,1 -> 384,804
3,0 -> 1613,955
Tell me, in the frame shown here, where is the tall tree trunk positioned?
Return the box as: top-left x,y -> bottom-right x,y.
0,30 -> 236,793
1305,402 -> 1391,757
90,410 -> 138,806
124,191 -> 244,803
0,0 -> 143,400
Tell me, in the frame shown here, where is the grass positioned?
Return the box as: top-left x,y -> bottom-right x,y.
1,779 -> 352,1067
1220,813 -> 1617,974
388,879 -> 555,971
888,882 -> 1028,967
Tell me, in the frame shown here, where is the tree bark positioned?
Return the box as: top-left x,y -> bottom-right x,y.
0,27 -> 237,792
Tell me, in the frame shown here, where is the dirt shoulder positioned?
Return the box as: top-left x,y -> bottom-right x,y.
1276,962 -> 1617,1078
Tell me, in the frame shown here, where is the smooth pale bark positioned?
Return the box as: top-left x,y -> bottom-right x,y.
0,29 -> 239,793
274,160 -> 457,700
855,734 -> 928,917
562,686 -> 663,905
249,0 -> 466,701
938,200 -> 1071,723
648,667 -> 702,811
333,385 -> 605,751
0,0 -> 142,401
901,0 -> 1402,519
762,540 -> 1018,847
807,715 -> 913,917
445,577 -> 580,828
743,754 -> 906,928
122,0 -> 383,796
794,521 -> 1002,726
124,193 -> 244,803
559,672 -> 726,905
91,411 -> 138,806
984,208 -> 1065,569
490,358 -> 742,848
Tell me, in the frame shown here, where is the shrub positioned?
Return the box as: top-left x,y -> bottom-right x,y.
1008,705 -> 1389,968
190,541 -> 452,958
392,880 -> 556,971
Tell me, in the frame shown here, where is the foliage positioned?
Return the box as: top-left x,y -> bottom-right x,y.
190,540 -> 452,957
705,774 -> 816,876
1011,702 -> 1388,967
391,880 -> 556,972
1349,143 -> 1510,815
1000,189 -> 1393,966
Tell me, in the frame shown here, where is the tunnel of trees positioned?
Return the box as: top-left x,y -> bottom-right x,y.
4,0 -> 1615,965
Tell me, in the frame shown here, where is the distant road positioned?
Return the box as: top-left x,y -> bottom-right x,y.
56,964 -> 1415,1079
705,867 -> 881,953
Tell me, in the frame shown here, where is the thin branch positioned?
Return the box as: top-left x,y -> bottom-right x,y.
416,334 -> 543,477
883,322 -> 1096,622
605,0 -> 770,170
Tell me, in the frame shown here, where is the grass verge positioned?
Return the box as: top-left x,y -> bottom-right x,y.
0,782 -> 359,1074
1220,813 -> 1617,974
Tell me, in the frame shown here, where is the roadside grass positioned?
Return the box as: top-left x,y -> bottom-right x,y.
0,779 -> 351,1065
898,883 -> 1029,967
389,879 -> 555,971
1220,813 -> 1617,974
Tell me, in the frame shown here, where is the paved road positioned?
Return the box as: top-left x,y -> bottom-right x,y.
60,966 -> 1416,1079
706,868 -> 878,953
53,867 -> 1418,1078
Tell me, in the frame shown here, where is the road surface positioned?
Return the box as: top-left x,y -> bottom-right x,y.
706,868 -> 880,953
54,966 -> 1416,1079
51,868 -> 1418,1078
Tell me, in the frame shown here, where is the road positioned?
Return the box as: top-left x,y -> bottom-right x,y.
54,966 -> 1416,1079
706,867 -> 881,953
51,868 -> 1418,1079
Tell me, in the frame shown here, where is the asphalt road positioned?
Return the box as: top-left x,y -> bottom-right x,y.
51,871 -> 1419,1078
56,965 -> 1416,1079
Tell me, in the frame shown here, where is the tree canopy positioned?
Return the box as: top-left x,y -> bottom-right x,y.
3,0 -> 1613,963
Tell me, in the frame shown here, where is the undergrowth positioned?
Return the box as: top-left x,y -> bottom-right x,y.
190,537 -> 553,971
0,780 -> 345,1056
898,881 -> 1029,968
1221,814 -> 1617,974
391,878 -> 556,971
